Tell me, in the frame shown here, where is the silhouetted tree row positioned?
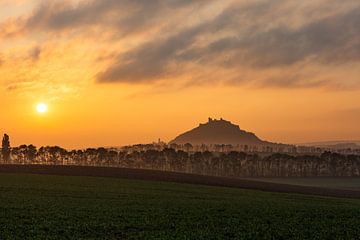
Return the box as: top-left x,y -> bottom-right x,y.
2,143 -> 360,177
1,134 -> 10,163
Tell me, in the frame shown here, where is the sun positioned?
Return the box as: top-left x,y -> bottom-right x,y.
36,103 -> 48,114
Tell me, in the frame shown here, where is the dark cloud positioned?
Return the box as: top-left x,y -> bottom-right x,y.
186,6 -> 360,67
97,24 -> 207,82
97,3 -> 360,85
241,7 -> 360,67
24,0 -> 205,35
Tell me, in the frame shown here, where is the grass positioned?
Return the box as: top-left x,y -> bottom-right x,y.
0,173 -> 360,239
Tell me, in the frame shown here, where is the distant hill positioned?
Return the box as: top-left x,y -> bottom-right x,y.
300,141 -> 360,149
170,118 -> 269,145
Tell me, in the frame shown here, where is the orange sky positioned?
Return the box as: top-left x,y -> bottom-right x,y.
0,0 -> 359,149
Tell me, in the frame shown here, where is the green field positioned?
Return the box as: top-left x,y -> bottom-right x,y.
1,173 -> 360,239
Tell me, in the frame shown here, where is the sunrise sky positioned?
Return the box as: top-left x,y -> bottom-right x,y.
0,0 -> 359,149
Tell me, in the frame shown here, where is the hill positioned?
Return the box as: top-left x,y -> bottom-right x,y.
300,140 -> 360,149
170,118 -> 268,145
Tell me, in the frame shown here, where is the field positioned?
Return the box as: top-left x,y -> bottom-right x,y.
1,171 -> 360,239
247,177 -> 360,190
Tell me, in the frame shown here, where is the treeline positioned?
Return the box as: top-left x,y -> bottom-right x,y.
1,144 -> 360,177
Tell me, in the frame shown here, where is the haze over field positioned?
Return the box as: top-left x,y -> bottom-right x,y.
0,0 -> 359,148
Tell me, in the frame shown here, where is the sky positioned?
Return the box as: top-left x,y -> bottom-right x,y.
0,0 -> 359,149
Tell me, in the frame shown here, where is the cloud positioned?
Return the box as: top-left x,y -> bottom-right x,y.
97,2 -> 360,87
20,0 -> 207,36
197,6 -> 360,68
242,7 -> 360,67
1,0 -> 359,89
97,24 -> 207,83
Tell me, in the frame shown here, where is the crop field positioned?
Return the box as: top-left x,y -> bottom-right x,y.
1,173 -> 360,239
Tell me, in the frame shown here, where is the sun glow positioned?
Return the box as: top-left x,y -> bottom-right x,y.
36,103 -> 48,114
